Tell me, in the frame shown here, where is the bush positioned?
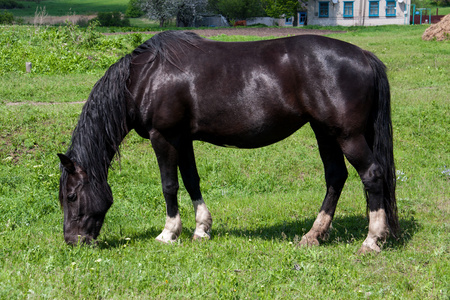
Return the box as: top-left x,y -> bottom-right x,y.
95,11 -> 131,27
0,0 -> 24,9
125,0 -> 144,18
0,10 -> 14,24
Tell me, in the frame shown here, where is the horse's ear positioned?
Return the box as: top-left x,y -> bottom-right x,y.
57,154 -> 75,174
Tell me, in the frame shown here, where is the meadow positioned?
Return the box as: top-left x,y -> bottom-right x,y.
11,0 -> 128,17
0,23 -> 449,298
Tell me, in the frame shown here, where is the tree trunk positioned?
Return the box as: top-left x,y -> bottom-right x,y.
293,13 -> 298,26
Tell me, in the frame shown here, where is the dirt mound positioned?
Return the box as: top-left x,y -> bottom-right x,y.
422,14 -> 450,41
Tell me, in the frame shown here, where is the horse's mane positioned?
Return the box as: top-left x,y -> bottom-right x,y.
62,55 -> 131,192
131,31 -> 204,69
62,31 -> 203,192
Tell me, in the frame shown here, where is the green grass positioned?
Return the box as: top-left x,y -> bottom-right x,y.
0,25 -> 449,298
11,0 -> 128,17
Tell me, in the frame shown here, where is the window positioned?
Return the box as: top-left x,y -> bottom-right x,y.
299,12 -> 307,25
369,1 -> 379,17
343,2 -> 354,18
319,2 -> 329,18
285,17 -> 293,25
386,0 -> 396,16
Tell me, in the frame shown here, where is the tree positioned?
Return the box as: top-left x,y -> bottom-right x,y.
209,0 -> 266,21
176,0 -> 208,27
140,0 -> 179,27
125,0 -> 144,18
140,0 -> 208,27
264,0 -> 305,26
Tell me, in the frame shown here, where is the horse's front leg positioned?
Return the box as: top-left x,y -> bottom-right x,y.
178,140 -> 212,240
150,130 -> 182,243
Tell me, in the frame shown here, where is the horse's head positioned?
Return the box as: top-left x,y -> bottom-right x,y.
57,154 -> 112,245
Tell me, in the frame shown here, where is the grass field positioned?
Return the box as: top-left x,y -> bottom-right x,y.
0,24 -> 449,298
10,0 -> 128,16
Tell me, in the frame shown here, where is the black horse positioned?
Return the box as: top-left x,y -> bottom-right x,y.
58,31 -> 398,253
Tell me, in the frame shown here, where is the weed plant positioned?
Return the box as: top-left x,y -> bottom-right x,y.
0,25 -> 449,298
0,23 -> 146,75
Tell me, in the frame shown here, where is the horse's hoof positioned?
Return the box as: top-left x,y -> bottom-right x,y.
357,244 -> 381,255
192,231 -> 211,241
298,235 -> 320,247
155,231 -> 177,244
155,237 -> 177,244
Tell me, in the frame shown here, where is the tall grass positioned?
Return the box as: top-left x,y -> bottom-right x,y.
0,25 -> 449,298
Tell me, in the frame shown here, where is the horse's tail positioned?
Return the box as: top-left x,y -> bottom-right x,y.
364,50 -> 399,237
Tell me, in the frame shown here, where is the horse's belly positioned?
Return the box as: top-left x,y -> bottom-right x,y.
193,116 -> 307,149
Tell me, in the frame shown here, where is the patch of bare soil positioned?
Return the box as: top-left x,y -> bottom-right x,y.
105,27 -> 345,38
422,14 -> 450,41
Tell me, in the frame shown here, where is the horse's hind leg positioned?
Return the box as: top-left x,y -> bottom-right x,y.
150,130 -> 182,243
300,126 -> 348,247
178,140 -> 212,241
339,135 -> 389,253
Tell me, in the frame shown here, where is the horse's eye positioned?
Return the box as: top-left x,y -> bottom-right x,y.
67,193 -> 77,202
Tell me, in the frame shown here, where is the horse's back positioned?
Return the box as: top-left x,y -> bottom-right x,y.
128,33 -> 376,146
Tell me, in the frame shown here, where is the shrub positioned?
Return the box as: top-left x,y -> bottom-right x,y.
0,0 -> 24,9
95,11 -> 131,27
125,0 -> 144,18
0,10 -> 14,24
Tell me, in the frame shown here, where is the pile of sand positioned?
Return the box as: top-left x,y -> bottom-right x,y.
422,14 -> 450,41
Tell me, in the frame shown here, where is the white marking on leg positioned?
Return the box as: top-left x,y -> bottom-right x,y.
361,209 -> 388,253
311,211 -> 333,238
155,213 -> 182,244
192,199 -> 212,240
299,211 -> 332,246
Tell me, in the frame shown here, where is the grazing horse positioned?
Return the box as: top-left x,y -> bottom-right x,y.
58,31 -> 398,253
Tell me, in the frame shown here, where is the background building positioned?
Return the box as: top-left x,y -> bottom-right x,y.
307,0 -> 411,26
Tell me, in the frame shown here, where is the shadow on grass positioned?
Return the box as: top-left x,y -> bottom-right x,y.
97,227 -> 163,249
99,215 -> 419,250
214,214 -> 420,250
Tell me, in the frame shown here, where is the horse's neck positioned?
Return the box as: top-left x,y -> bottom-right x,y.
69,101 -> 129,183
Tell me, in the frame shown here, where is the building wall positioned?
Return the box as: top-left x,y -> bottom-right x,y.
307,0 -> 411,26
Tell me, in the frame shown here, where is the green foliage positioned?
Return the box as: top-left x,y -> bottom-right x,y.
412,0 -> 450,8
435,0 -> 450,5
128,32 -> 144,48
0,0 -> 24,9
0,10 -> 14,23
7,0 -> 128,17
125,0 -> 144,18
209,0 -> 267,20
0,25 -> 138,75
264,0 -> 299,18
95,11 -> 130,27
